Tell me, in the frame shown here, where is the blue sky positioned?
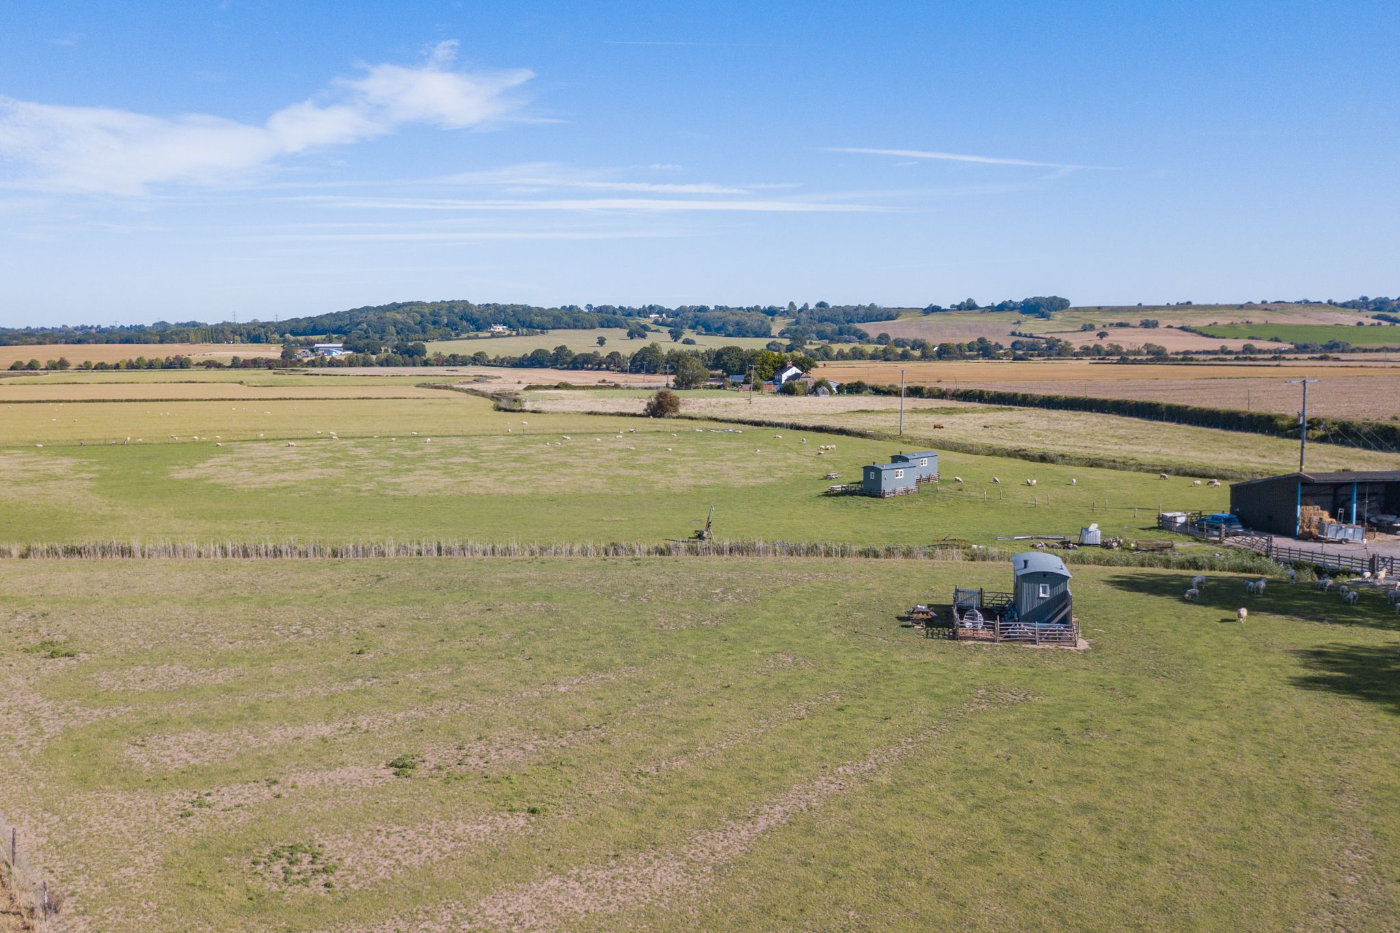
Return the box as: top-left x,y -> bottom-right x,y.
0,1 -> 1396,327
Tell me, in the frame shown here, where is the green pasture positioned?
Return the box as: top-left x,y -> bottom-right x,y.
1193,323 -> 1400,347
0,389 -> 1228,545
1,557 -> 1397,931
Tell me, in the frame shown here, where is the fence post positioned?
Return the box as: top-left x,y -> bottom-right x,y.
9,827 -> 13,869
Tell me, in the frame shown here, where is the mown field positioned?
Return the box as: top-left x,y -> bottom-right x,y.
1193,323 -> 1400,348
0,389 -> 1227,546
2,558 -> 1398,932
521,389 -> 1400,477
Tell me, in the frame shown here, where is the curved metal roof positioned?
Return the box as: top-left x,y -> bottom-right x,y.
1011,551 -> 1071,578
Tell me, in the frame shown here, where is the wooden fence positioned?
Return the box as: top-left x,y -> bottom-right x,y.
0,815 -> 61,931
1159,514 -> 1396,577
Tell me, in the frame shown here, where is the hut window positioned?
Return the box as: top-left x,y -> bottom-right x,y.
1037,584 -> 1050,598
894,469 -> 904,479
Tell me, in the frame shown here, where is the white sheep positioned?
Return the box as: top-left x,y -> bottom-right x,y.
1184,588 -> 1200,601
991,476 -> 1001,484
1070,477 -> 1077,485
1317,576 -> 1333,591
1192,479 -> 1203,486
1159,472 -> 1169,480
1237,607 -> 1248,623
1286,568 -> 1298,583
1191,574 -> 1207,590
953,476 -> 964,483
1344,590 -> 1360,606
1025,478 -> 1037,487
1208,479 -> 1222,487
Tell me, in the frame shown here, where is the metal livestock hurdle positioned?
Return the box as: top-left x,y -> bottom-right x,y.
1158,514 -> 1397,577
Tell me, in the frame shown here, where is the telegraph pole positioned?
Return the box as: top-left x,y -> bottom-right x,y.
1287,378 -> 1319,473
898,369 -> 906,435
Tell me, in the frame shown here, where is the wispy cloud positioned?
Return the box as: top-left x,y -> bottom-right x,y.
0,41 -> 532,195
826,147 -> 1104,171
433,162 -> 754,195
292,194 -> 892,214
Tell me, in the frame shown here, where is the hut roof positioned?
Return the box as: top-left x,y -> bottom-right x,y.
1011,551 -> 1071,578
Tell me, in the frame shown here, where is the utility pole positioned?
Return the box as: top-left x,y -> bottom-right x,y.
1286,378 -> 1319,473
898,369 -> 906,435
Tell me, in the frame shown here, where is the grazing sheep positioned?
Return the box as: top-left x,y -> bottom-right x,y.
953,476 -> 964,483
1184,588 -> 1200,601
1338,585 -> 1350,599
1237,607 -> 1248,623
1208,479 -> 1222,487
1159,472 -> 1169,480
991,476 -> 1001,484
1025,478 -> 1037,487
1286,568 -> 1298,583
1070,477 -> 1077,486
1191,574 -> 1207,590
1246,578 -> 1267,596
286,441 -> 296,447
1317,576 -> 1333,591
1192,479 -> 1203,486
1344,589 -> 1360,605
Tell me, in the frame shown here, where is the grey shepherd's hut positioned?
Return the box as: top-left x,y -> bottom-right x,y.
948,551 -> 1077,644
891,450 -> 939,484
1011,552 -> 1073,626
862,462 -> 917,497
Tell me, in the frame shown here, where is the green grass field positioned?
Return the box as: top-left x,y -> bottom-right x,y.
0,387 -> 1230,546
1,557 -> 1397,931
1193,323 -> 1400,347
3,369 -> 1400,931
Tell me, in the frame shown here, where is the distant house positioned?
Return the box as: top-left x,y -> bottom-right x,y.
812,380 -> 841,397
891,450 -> 939,484
488,324 -> 511,335
727,374 -> 747,388
313,343 -> 346,357
861,462 -> 917,497
772,364 -> 803,387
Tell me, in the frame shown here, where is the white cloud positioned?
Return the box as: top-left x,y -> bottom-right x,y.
433,162 -> 754,195
0,41 -> 532,194
826,147 -> 1101,170
296,194 -> 891,213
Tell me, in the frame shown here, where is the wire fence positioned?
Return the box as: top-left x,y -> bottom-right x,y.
0,814 -> 62,932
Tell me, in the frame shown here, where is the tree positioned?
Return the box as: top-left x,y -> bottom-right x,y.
672,355 -> 710,389
644,389 -> 681,417
596,335 -> 607,347
668,325 -> 685,342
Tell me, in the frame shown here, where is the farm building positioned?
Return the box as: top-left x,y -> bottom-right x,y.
313,343 -> 346,357
772,364 -> 804,387
862,462 -> 917,497
1230,471 -> 1400,538
891,450 -> 939,484
950,552 -> 1077,644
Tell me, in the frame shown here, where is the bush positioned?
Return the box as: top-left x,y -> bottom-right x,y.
644,389 -> 681,417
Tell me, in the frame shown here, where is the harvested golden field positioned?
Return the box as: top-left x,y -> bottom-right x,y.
816,361 -> 1400,421
0,343 -> 279,367
0,382 -> 446,402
